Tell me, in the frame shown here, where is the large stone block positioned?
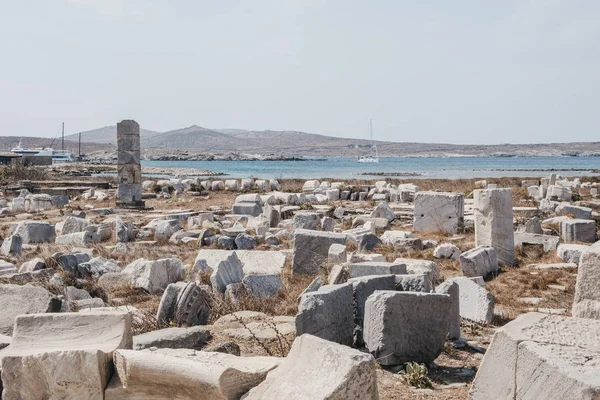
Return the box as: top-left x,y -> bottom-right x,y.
133,326 -> 212,350
292,229 -> 347,275
193,249 -> 286,276
348,275 -> 396,346
470,313 -> 600,399
435,280 -> 460,339
156,282 -> 212,327
1,311 -> 132,400
555,203 -> 593,220
459,246 -> 498,278
123,258 -> 184,294
560,219 -> 597,243
293,212 -> 322,230
0,284 -> 60,335
244,334 -> 378,400
107,348 -> 280,400
364,291 -> 451,365
296,283 -> 354,345
449,276 -> 495,324
557,243 -> 590,264
572,242 -> 600,319
12,220 -> 55,244
349,261 -> 407,278
210,252 -> 245,293
474,189 -> 516,266
514,232 -> 560,252
413,192 -> 464,234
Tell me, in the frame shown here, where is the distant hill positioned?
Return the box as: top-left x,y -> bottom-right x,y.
8,124 -> 600,158
63,125 -> 160,145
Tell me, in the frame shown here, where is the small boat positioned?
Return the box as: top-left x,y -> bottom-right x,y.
11,123 -> 74,162
358,119 -> 379,163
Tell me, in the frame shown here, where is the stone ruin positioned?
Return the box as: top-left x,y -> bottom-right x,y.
116,119 -> 145,208
0,173 -> 598,398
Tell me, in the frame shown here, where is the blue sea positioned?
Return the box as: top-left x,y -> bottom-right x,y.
141,157 -> 600,180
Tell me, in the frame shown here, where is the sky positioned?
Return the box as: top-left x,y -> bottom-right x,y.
0,0 -> 599,144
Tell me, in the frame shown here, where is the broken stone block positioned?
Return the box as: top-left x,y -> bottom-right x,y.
348,274 -> 396,346
55,230 -> 98,246
193,249 -> 286,276
210,251 -> 245,293
560,219 -> 597,243
364,291 -> 451,365
379,230 -> 423,251
244,334 -> 378,400
296,283 -> 354,345
133,326 -> 212,350
514,232 -> 560,252
234,233 -> 257,249
156,282 -> 212,327
394,274 -> 431,292
394,258 -> 441,283
572,242 -> 600,319
12,220 -> 55,244
474,188 -> 515,266
328,264 -> 347,284
123,258 -> 184,294
328,243 -> 347,264
370,201 -> 396,222
107,348 -> 280,400
435,280 -> 460,339
449,276 -> 495,324
546,185 -> 572,201
1,234 -> 22,256
292,229 -> 347,275
555,203 -> 593,220
349,261 -> 406,278
116,217 -> 135,243
460,246 -> 498,278
413,192 -> 464,234
0,283 -> 61,335
433,243 -> 460,260
1,311 -> 132,400
557,243 -> 590,264
19,257 -> 46,273
77,257 -> 121,278
352,216 -> 389,229
470,313 -> 600,399
62,216 -> 90,235
154,219 -> 182,243
516,216 -> 543,234
242,274 -> 283,298
293,212 -> 322,230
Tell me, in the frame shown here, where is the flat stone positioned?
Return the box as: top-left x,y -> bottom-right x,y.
460,246 -> 498,278
244,334 -> 378,400
1,311 -> 132,400
470,313 -> 600,399
133,326 -> 212,350
364,291 -> 451,365
0,284 -> 61,336
108,348 -> 280,400
349,261 -> 407,278
296,283 -> 354,345
572,242 -> 600,319
449,276 -> 495,324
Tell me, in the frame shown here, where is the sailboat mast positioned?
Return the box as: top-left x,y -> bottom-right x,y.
61,122 -> 65,152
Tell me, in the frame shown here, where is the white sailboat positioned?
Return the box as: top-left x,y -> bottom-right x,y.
358,119 -> 379,163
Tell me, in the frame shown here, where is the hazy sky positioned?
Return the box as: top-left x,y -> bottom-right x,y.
1,0 -> 599,144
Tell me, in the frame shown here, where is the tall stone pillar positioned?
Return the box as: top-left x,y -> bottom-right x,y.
116,120 -> 144,208
473,188 -> 515,266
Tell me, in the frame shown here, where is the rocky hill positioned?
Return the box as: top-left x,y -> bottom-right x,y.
6,124 -> 600,158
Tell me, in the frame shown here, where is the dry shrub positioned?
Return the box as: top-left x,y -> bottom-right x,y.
0,162 -> 50,185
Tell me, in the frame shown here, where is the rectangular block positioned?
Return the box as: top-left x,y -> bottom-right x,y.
292,229 -> 347,275
295,283 -> 354,345
474,189 -> 515,266
413,192 -> 464,234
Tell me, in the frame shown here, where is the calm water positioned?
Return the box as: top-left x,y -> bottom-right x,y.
141,157 -> 600,180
